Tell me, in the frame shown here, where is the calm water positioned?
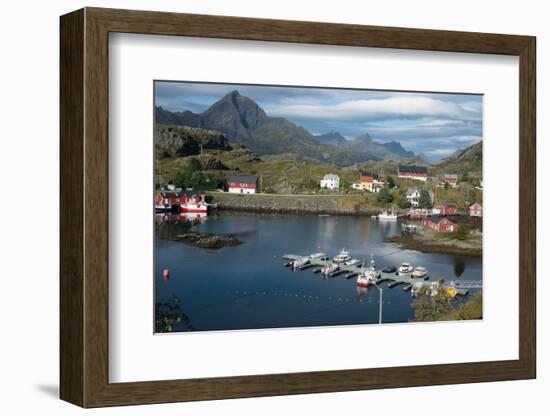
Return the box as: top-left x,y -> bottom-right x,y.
155,212 -> 482,332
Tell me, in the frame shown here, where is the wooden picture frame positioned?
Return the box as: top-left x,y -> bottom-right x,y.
60,7 -> 536,408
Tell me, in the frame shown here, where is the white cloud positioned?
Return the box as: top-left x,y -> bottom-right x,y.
265,96 -> 480,122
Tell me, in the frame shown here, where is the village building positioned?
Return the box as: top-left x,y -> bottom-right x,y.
440,174 -> 458,187
406,187 -> 434,208
435,202 -> 458,216
422,216 -> 459,233
351,172 -> 384,192
398,165 -> 428,181
228,175 -> 258,194
154,190 -> 183,211
320,173 -> 340,190
468,202 -> 483,217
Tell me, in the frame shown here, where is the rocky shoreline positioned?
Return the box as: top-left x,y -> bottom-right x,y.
173,232 -> 242,249
388,234 -> 482,257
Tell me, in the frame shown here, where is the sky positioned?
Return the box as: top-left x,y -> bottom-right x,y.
155,81 -> 483,161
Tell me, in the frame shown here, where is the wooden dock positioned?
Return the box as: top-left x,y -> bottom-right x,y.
282,253 -> 473,296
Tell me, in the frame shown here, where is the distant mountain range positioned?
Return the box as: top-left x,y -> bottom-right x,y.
435,141 -> 482,174
155,90 -> 416,166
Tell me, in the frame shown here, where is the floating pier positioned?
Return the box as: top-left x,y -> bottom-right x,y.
282,253 -> 475,296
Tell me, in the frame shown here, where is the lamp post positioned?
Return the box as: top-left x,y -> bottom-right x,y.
373,283 -> 383,324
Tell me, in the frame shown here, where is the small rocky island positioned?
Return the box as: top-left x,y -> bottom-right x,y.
174,232 -> 242,249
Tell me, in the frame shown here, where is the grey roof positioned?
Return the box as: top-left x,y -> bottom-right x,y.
399,165 -> 428,174
229,175 -> 258,184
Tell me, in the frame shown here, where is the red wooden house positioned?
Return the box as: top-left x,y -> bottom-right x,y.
228,175 -> 258,194
468,202 -> 482,217
422,216 -> 459,233
435,203 -> 458,216
154,190 -> 182,211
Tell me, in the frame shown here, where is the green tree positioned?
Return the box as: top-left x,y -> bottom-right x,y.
387,176 -> 396,189
173,171 -> 189,189
455,225 -> 469,241
377,187 -> 393,204
398,198 -> 411,209
418,189 -> 433,209
186,157 -> 202,174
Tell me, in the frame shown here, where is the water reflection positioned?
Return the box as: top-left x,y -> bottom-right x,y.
155,212 -> 482,332
454,258 -> 466,277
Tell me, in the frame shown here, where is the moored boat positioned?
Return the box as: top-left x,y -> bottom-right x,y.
357,256 -> 381,287
378,207 -> 397,220
397,262 -> 414,275
180,193 -> 209,213
344,258 -> 361,267
411,266 -> 428,279
333,248 -> 351,264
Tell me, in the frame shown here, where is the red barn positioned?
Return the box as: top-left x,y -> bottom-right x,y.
468,202 -> 482,217
422,216 -> 459,233
435,203 -> 458,216
398,165 -> 428,181
228,175 -> 258,194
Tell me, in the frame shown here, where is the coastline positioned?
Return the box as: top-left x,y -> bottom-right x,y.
206,191 -> 382,216
388,234 -> 482,257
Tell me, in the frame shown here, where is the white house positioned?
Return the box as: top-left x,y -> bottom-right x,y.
406,187 -> 434,208
320,174 -> 340,190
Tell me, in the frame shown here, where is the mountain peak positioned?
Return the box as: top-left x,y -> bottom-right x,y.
315,130 -> 346,146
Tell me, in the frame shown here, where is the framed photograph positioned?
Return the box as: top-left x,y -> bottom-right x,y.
60,7 -> 536,408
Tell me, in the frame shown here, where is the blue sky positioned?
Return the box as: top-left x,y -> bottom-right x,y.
155,81 -> 483,161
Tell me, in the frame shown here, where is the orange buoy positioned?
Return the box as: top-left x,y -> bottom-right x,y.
162,268 -> 170,280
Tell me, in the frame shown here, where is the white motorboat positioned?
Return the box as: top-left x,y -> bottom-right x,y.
378,208 -> 397,220
397,262 -> 414,275
292,256 -> 310,269
333,249 -> 351,264
309,252 -> 327,260
344,258 -> 361,267
411,266 -> 428,279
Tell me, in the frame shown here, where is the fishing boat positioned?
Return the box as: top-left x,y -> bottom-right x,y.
357,256 -> 381,287
397,262 -> 414,275
180,193 -> 209,213
411,266 -> 428,279
378,207 -> 398,220
333,249 -> 351,264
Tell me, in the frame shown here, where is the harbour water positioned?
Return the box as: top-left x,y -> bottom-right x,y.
155,212 -> 482,333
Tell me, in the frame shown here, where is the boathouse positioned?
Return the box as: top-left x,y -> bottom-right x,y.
228,175 -> 258,194
154,190 -> 182,210
398,165 -> 428,181
422,216 -> 459,233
